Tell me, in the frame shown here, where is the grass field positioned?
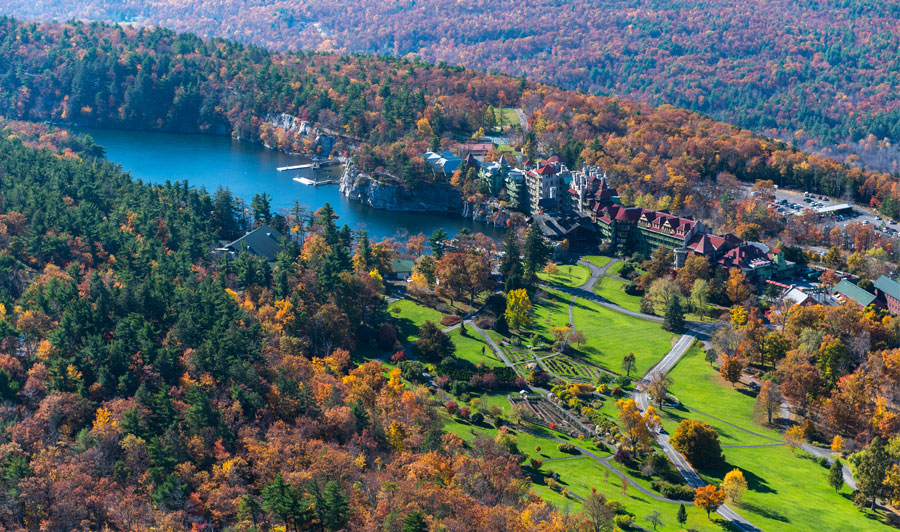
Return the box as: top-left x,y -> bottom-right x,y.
533,457 -> 734,531
493,107 -> 521,127
537,263 -> 591,287
667,344 -> 893,530
389,299 -> 445,343
451,328 -> 506,368
593,276 -> 643,313
570,297 -> 676,376
582,255 -> 611,268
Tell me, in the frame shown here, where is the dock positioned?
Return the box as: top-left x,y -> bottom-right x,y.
277,159 -> 341,172
278,163 -> 318,171
293,176 -> 337,186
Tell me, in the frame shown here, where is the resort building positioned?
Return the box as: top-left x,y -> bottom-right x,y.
875,275 -> 900,314
216,225 -> 284,262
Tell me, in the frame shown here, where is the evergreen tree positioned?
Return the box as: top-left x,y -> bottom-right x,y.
828,459 -> 844,492
429,228 -> 449,259
322,481 -> 349,531
663,297 -> 685,332
676,503 -> 687,526
250,192 -> 272,225
401,511 -> 429,532
522,227 -> 550,280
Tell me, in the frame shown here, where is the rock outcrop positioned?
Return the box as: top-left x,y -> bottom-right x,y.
340,165 -> 463,214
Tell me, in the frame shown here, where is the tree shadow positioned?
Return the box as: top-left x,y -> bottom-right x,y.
705,461 -> 776,495
739,501 -> 789,523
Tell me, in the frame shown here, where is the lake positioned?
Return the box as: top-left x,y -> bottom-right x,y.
77,128 -> 502,241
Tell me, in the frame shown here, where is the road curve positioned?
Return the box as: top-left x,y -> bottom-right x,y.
634,330 -> 763,532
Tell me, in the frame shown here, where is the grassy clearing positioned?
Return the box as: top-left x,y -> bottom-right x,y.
537,263 -> 591,287
535,457 -> 732,531
668,345 -> 892,530
493,107 -> 521,127
583,255 -> 611,268
668,344 -> 782,441
570,297 -> 676,377
593,276 -> 643,313
389,299 -> 445,343
450,328 -> 506,368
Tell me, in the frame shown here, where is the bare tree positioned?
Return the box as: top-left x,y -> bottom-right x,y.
647,372 -> 673,409
754,380 -> 782,425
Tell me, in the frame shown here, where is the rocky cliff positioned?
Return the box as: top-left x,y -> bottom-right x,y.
340,165 -> 464,214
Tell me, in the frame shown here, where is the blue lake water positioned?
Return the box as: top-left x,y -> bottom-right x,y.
77,128 -> 502,241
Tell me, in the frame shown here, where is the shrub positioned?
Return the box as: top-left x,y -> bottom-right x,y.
595,383 -> 610,395
440,315 -> 462,326
470,412 -> 484,425
474,315 -> 494,329
613,447 -> 633,465
557,442 -> 578,454
614,376 -> 631,387
650,480 -> 696,500
398,360 -> 425,382
614,515 -> 634,528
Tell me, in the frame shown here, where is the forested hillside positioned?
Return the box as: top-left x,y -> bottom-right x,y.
2,18 -> 900,224
2,0 -> 900,172
0,122 -> 569,531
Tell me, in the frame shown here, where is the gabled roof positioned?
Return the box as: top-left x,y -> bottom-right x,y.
536,163 -> 558,176
834,279 -> 877,307
225,224 -> 284,262
875,275 -> 900,301
391,258 -> 415,274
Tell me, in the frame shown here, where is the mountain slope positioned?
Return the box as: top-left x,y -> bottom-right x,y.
2,0 -> 900,172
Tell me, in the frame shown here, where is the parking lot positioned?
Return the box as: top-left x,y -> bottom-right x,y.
756,186 -> 899,237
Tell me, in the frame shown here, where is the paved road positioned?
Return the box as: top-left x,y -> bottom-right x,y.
514,108 -> 529,132
633,329 -> 763,532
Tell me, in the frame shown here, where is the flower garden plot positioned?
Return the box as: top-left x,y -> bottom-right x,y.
541,354 -> 603,382
509,395 -> 584,435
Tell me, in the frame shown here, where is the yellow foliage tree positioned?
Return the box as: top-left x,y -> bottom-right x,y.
387,421 -> 406,452
505,289 -> 533,330
694,484 -> 726,518
831,435 -> 844,453
722,468 -> 748,504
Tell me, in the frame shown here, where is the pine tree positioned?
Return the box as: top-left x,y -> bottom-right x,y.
828,459 -> 844,492
663,296 -> 684,332
523,227 -> 551,278
401,511 -> 429,532
429,228 -> 448,259
322,481 -> 349,531
676,503 -> 687,525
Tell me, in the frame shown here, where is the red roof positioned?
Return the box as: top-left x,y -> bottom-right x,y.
536,164 -> 558,175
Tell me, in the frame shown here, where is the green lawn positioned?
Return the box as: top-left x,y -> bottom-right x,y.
534,457 -> 733,531
389,299 -> 445,343
668,344 -> 782,441
526,288 -> 573,338
582,255 -> 611,268
593,276 -> 643,313
537,263 -> 591,287
493,107 -> 521,127
570,297 -> 676,377
451,328 -> 506,368
667,345 -> 893,530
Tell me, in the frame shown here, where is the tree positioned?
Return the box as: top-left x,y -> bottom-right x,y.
690,278 -> 711,319
677,255 -> 710,293
725,269 -> 751,304
416,321 -> 455,361
705,349 -> 718,367
621,353 -> 637,378
581,489 -> 616,532
670,420 -> 725,469
828,459 -> 844,492
722,468 -> 747,504
648,277 -> 681,312
616,399 -> 659,454
644,510 -> 663,530
662,296 -> 684,332
676,503 -> 687,526
523,227 -> 551,278
429,228 -> 448,259
754,380 -> 781,425
694,484 -> 726,518
435,252 -> 492,306
719,356 -> 744,387
322,481 -> 349,531
647,372 -> 673,409
505,289 -> 533,330
831,435 -> 844,453
784,425 -> 806,452
263,474 -> 313,532
853,437 -> 890,509
401,510 -> 429,532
